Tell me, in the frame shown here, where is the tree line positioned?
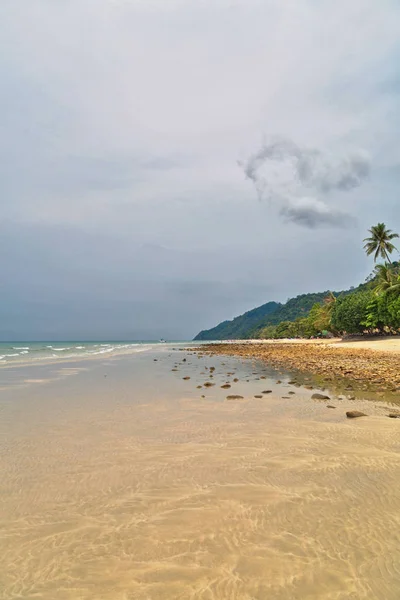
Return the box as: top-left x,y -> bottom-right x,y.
257,223 -> 400,339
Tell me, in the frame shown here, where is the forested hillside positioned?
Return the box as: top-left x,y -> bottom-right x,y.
194,301 -> 280,340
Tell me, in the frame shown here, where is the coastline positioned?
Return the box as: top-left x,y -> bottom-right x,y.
193,338 -> 400,392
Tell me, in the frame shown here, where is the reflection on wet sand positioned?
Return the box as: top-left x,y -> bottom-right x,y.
2,353 -> 400,600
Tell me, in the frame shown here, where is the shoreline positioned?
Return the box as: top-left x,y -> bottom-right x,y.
193,338 -> 400,392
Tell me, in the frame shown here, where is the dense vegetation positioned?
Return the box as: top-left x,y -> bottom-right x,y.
194,223 -> 400,340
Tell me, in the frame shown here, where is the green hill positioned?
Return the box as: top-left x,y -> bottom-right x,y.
194,301 -> 280,340
193,283 -> 369,341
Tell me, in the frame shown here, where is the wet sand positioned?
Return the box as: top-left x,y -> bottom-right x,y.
2,349 -> 400,599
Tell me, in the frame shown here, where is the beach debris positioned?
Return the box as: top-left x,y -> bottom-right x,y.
233,378 -> 239,382
154,359 -> 158,361
262,390 -> 272,394
204,382 -> 215,387
171,369 -> 178,372
221,384 -> 231,389
197,385 -> 202,389
312,393 -> 331,400
288,391 -> 295,395
201,395 -> 205,398
254,395 -> 263,398
226,395 -> 244,400
183,376 -> 190,380
346,411 -> 367,418
182,358 -> 186,362
260,376 -> 266,379
276,380 -> 282,384
282,396 -> 290,399
327,405 -> 336,409
305,385 -> 314,390
387,413 -> 400,418
288,380 -> 297,385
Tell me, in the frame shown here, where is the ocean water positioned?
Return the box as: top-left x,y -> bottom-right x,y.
0,340 -> 182,365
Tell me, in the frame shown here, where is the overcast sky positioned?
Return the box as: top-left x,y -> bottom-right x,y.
1,0 -> 400,340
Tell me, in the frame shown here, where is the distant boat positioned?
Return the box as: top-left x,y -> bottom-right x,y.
159,339 -> 166,343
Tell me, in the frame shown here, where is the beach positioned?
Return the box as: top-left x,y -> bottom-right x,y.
194,338 -> 400,392
2,343 -> 400,599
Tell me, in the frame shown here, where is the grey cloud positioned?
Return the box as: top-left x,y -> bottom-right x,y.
241,137 -> 370,228
280,198 -> 351,228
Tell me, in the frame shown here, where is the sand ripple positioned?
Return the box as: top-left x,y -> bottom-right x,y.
2,364 -> 400,599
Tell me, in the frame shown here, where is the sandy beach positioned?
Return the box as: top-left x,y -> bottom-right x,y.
2,346 -> 400,599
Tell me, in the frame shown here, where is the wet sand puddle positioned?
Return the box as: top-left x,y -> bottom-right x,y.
1,350 -> 400,599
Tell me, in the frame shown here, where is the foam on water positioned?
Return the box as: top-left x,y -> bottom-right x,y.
0,341 -> 183,366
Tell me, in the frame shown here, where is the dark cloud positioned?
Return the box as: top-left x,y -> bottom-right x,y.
280,198 -> 352,228
241,137 -> 370,227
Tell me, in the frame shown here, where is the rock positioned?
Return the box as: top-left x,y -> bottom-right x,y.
282,396 -> 290,399
288,380 -> 297,385
388,414 -> 400,418
276,380 -> 282,384
226,395 -> 244,400
262,390 -> 272,394
201,395 -> 205,398
327,405 -> 336,409
288,391 -> 295,395
204,382 -> 215,387
254,395 -> 263,398
233,378 -> 239,382
197,385 -> 202,389
311,393 -> 331,400
153,359 -> 158,361
183,376 -> 190,380
182,358 -> 186,362
346,411 -> 367,418
305,385 -> 314,390
171,369 -> 178,372
260,376 -> 266,379
221,384 -> 231,389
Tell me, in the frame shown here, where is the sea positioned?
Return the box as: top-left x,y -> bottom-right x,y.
0,340 -> 186,365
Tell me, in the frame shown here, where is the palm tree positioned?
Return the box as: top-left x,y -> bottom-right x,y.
373,264 -> 395,294
363,223 -> 399,263
373,263 -> 400,295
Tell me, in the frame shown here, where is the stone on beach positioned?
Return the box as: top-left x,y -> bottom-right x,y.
312,393 -> 331,400
346,411 -> 367,418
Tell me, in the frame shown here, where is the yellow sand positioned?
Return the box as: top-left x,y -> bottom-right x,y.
2,387 -> 400,600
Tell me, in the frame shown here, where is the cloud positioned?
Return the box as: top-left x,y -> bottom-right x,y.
1,0 -> 400,338
240,137 -> 371,227
280,198 -> 351,228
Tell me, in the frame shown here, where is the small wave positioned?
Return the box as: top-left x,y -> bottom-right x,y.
20,351 -> 29,355
53,347 -> 71,352
5,353 -> 20,357
75,346 -> 84,349
13,346 -> 30,350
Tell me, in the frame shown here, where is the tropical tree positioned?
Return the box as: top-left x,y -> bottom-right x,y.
373,264 -> 396,295
363,222 -> 399,263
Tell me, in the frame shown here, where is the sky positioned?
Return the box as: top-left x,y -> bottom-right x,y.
1,0 -> 400,341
